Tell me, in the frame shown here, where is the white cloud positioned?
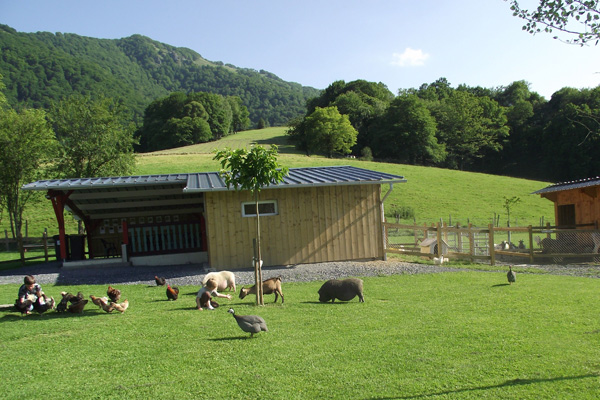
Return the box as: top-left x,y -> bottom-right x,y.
391,48 -> 430,67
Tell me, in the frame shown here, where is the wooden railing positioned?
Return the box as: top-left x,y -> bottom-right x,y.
0,232 -> 51,266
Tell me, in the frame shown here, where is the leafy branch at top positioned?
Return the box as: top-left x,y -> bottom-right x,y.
509,0 -> 600,45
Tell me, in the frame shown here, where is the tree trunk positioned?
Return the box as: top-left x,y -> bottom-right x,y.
255,192 -> 264,305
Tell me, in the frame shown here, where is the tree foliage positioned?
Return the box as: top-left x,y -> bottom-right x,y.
370,94 -> 445,165
137,91 -> 248,151
49,95 -> 137,178
0,106 -> 58,238
297,106 -> 358,158
509,0 -> 600,45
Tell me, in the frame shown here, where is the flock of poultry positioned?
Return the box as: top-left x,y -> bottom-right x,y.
19,267 -> 516,338
49,285 -> 129,315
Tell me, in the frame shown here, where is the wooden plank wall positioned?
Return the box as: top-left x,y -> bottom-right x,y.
555,187 -> 599,226
204,185 -> 383,269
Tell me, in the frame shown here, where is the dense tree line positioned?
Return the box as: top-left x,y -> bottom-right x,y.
0,25 -> 319,127
137,91 -> 250,152
289,78 -> 600,182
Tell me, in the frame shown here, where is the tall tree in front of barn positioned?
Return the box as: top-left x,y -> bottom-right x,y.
214,145 -> 288,305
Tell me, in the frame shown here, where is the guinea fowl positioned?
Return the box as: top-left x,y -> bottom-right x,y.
228,308 -> 268,338
154,276 -> 166,286
507,266 -> 516,285
166,285 -> 179,301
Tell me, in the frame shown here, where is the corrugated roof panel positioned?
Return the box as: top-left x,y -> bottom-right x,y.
22,166 -> 406,193
22,174 -> 189,191
533,176 -> 600,195
183,165 -> 406,192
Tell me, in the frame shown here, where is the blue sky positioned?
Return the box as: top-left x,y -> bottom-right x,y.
2,0 -> 599,99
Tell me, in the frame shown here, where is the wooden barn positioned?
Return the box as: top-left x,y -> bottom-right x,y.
534,176 -> 600,229
23,166 -> 406,269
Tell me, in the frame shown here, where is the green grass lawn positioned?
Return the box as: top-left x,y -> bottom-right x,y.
1,271 -> 598,399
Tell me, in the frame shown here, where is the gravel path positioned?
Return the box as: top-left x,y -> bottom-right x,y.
0,259 -> 598,287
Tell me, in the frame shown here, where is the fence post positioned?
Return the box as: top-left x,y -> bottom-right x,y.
528,225 -> 534,264
43,231 -> 49,262
468,223 -> 474,262
436,222 -> 443,259
457,222 -> 462,253
18,233 -> 25,266
488,224 -> 495,266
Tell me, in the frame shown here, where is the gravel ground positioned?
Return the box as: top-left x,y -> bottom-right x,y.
0,259 -> 598,287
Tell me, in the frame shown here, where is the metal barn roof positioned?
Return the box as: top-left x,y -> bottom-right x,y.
184,165 -> 406,192
22,166 -> 405,220
533,176 -> 600,195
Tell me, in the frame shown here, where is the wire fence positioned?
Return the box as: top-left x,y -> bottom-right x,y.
384,222 -> 600,265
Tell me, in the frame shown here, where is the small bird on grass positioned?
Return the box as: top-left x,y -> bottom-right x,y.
112,299 -> 129,313
166,285 -> 179,301
154,276 -> 166,286
507,266 -> 516,285
228,308 -> 268,338
107,286 -> 121,303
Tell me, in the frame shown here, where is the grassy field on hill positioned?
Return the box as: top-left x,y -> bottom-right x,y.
139,127 -> 554,227
2,126 -> 554,239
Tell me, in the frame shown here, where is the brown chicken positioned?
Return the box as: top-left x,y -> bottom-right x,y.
154,276 -> 166,286
89,295 -> 104,308
67,299 -> 88,314
56,291 -> 78,313
107,286 -> 121,303
98,297 -> 115,313
112,299 -> 129,313
166,285 -> 179,301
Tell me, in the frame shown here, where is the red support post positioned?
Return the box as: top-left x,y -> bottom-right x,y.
47,190 -> 73,262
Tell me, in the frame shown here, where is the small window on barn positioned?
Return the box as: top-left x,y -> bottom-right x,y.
242,200 -> 278,217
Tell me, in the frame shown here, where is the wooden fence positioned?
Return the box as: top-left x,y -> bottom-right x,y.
384,222 -> 600,265
0,232 -> 51,266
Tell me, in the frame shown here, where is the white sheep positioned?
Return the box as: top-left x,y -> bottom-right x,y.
202,271 -> 236,292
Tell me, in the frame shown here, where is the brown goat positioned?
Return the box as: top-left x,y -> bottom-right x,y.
239,276 -> 284,303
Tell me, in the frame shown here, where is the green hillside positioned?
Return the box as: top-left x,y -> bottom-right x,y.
138,127 -> 554,228
0,24 -> 320,126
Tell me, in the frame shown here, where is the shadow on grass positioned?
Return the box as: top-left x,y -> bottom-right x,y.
491,283 -> 511,287
0,308 -> 118,323
208,335 -> 260,341
368,374 -> 600,399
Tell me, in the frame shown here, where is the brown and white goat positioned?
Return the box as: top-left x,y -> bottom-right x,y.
239,276 -> 284,303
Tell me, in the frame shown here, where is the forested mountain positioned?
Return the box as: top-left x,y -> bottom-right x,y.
0,24 -> 320,126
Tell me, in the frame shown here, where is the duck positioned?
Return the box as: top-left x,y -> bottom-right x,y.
227,308 -> 268,338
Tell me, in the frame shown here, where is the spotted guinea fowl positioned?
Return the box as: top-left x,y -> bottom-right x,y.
227,308 -> 268,338
507,266 -> 516,285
